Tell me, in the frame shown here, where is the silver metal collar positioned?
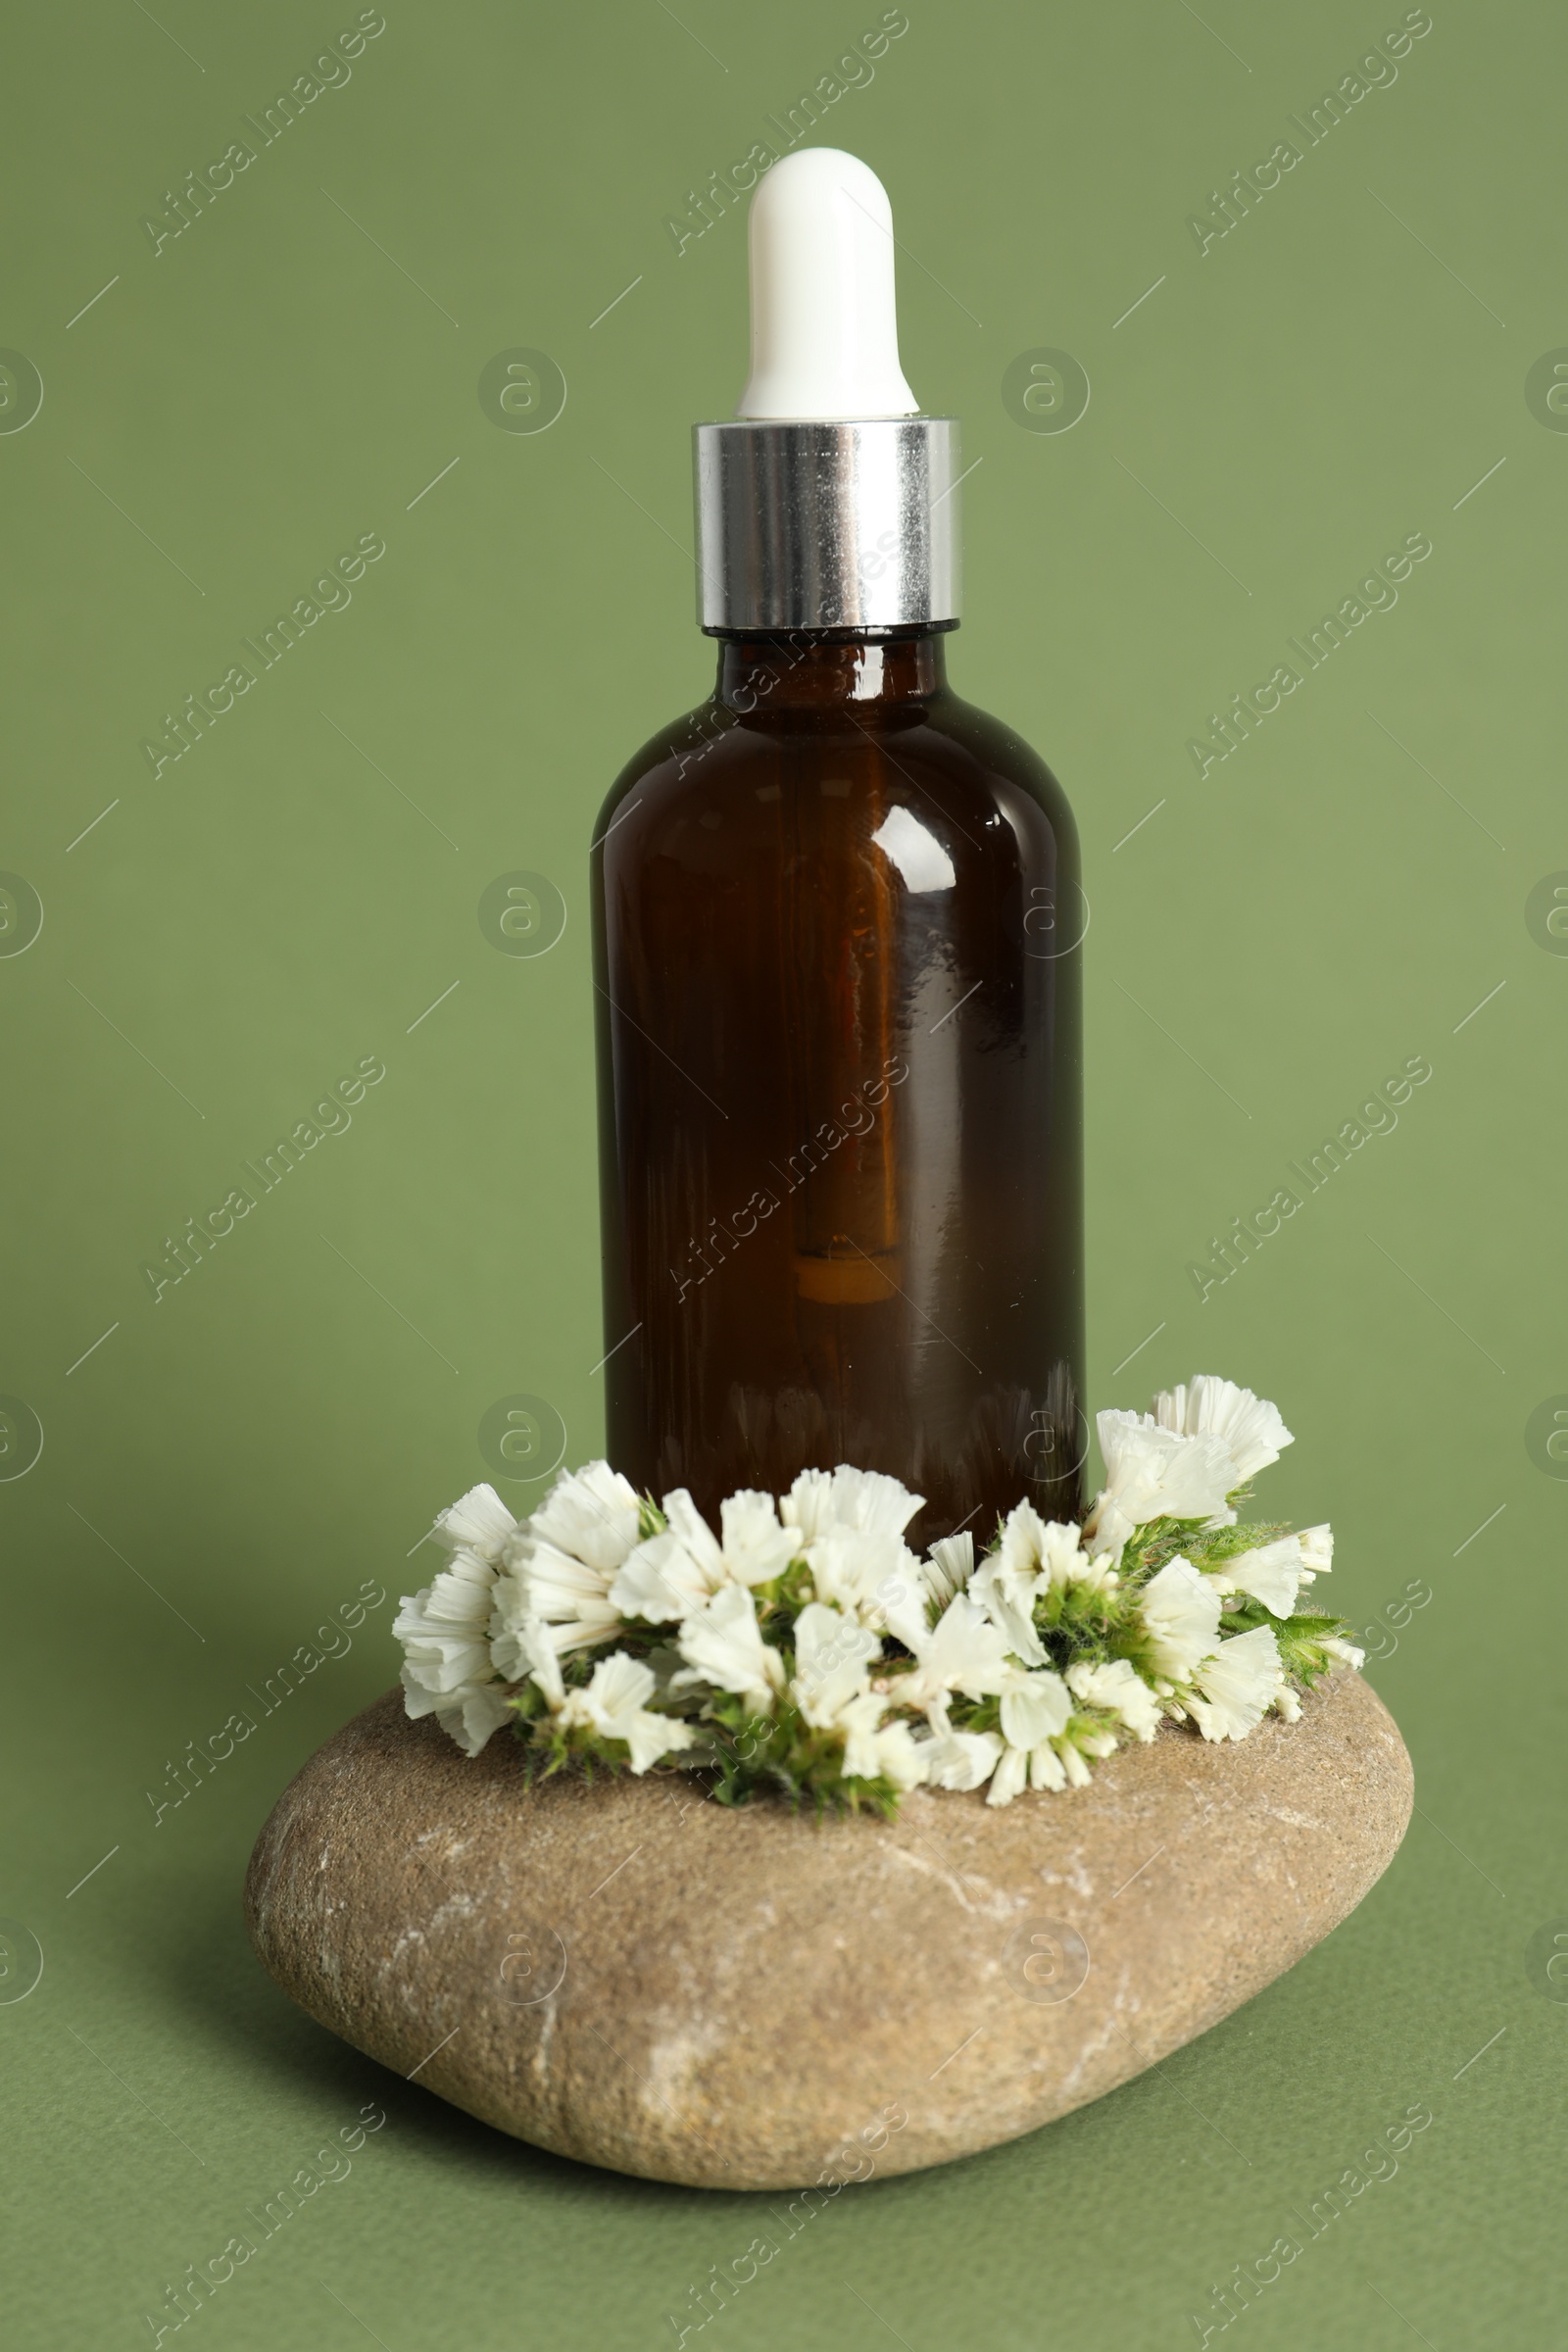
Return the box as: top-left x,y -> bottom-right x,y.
693,417 -> 961,633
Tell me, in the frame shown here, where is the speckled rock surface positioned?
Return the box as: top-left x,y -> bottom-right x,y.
243,1674 -> 1411,2189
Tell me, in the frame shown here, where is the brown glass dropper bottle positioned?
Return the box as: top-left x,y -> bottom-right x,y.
591,148 -> 1083,1548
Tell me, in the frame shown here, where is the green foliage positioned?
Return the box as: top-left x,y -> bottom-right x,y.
703,1701 -> 904,1820
506,1628 -> 906,1816
1113,1512 -> 1213,1580
1035,1575 -> 1143,1666
752,1558 -> 816,1622
1273,1611 -> 1352,1685
636,1494 -> 667,1540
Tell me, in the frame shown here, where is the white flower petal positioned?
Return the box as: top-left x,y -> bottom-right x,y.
808,1526 -> 920,1630
1000,1668 -> 1072,1750
1321,1636 -> 1365,1669
898,1593 -> 1013,1721
917,1729 -> 1004,1791
969,1552 -> 1048,1667
612,1487 -> 800,1621
672,1585 -> 785,1714
1152,1375 -> 1294,1487
718,1489 -> 799,1586
566,1649 -> 698,1774
662,1490 -> 727,1583
780,1467 -> 835,1542
483,1608 -> 568,1706
1137,1555 -> 1224,1682
840,1692 -> 925,1789
1297,1523 -> 1334,1577
496,1538 -> 625,1657
394,1550 -> 498,1699
428,1484 -> 517,1565
396,1629 -> 493,1694
925,1531 -> 973,1608
1089,1415 -> 1238,1559
825,1464 -> 924,1540
1187,1625 -> 1282,1741
395,1546 -> 513,1753
1066,1656 -> 1163,1742
445,1684 -> 514,1757
610,1526 -> 715,1623
986,1744 -> 1030,1807
395,1549 -> 494,1639
527,1460 -> 642,1574
990,1500 -> 1095,1589
791,1601 -> 880,1727
1220,1532 -> 1305,1618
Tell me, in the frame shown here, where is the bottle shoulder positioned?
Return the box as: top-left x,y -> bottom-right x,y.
918,685 -> 1077,851
592,684 -> 1076,865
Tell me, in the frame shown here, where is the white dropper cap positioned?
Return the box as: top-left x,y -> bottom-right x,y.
736,148 -> 920,421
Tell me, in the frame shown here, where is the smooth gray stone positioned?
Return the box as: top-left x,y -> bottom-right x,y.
244,1673 -> 1411,2189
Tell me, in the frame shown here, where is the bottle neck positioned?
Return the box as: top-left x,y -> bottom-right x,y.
713,631 -> 950,713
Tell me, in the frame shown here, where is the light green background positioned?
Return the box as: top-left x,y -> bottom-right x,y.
3,0 -> 1562,2343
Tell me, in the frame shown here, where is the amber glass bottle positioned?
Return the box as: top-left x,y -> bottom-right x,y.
591,625 -> 1083,1548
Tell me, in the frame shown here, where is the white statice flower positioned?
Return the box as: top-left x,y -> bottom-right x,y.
395,1549 -> 511,1756
611,1488 -> 798,1625
838,1691 -> 926,1789
890,1593 -> 1013,1730
969,1553 -> 1046,1665
714,1490 -> 799,1586
507,1612 -> 564,1706
1187,1626 -> 1283,1742
1297,1523 -> 1333,1584
530,1460 -> 641,1570
1321,1636 -> 1365,1669
924,1531 -> 973,1609
987,1664 -> 1087,1807
507,1617 -> 697,1773
1200,1521 -> 1332,1621
1272,1683 -> 1302,1722
999,1665 -> 1072,1751
1005,1501 -> 1112,1591
1066,1656 -> 1163,1743
970,1505 -> 1051,1665
1152,1375 -> 1294,1487
782,1465 -> 926,1629
778,1466 -> 838,1544
492,1548 -> 620,1667
915,1727 -> 1004,1790
790,1601 -> 880,1726
1061,1547 -> 1121,1597
809,1525 -> 923,1629
1087,1415 -> 1239,1561
971,1502 -> 1119,1666
556,1650 -> 698,1775
609,1495 -> 723,1623
1207,1532 -> 1307,1619
671,1584 -> 786,1716
782,1464 -> 923,1544
491,1460 -> 644,1667
785,1603 -> 919,1789
427,1482 -> 518,1566
1137,1555 -> 1224,1684
987,1744 -> 1030,1807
